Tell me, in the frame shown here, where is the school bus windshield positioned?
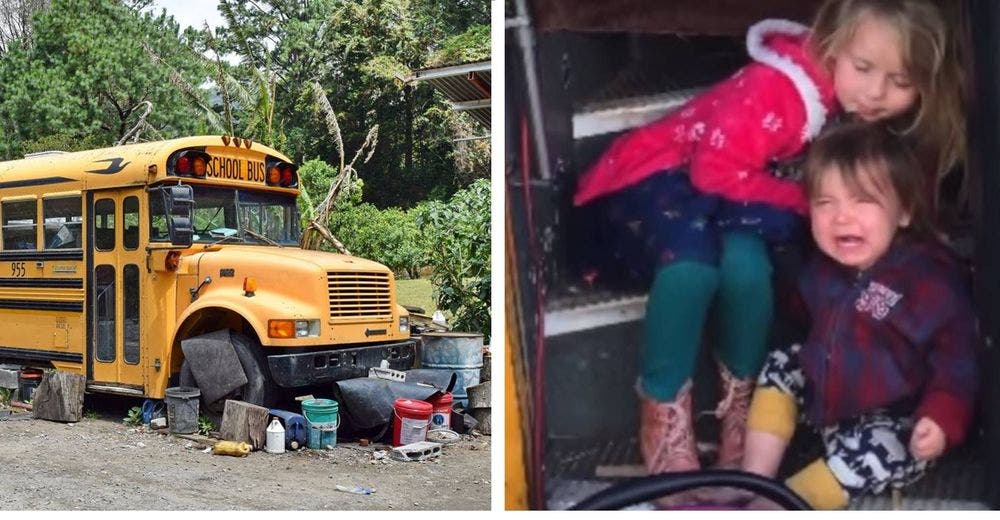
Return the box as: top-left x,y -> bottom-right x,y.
151,185 -> 300,245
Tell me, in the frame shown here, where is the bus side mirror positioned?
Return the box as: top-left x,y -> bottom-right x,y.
162,185 -> 194,247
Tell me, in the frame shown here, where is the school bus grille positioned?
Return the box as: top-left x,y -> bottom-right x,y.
327,271 -> 392,320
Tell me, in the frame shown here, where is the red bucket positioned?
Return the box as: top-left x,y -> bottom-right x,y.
392,398 -> 432,446
426,392 -> 453,430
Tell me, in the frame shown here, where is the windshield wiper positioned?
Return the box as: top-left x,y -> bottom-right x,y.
203,234 -> 242,249
242,227 -> 282,247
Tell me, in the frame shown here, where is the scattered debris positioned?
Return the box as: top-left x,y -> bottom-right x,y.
391,441 -> 442,462
335,485 -> 375,495
150,417 -> 167,429
371,450 -> 389,464
369,360 -> 406,382
359,438 -> 370,447
426,429 -> 460,445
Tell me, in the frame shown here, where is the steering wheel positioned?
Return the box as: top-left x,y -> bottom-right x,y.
570,469 -> 811,510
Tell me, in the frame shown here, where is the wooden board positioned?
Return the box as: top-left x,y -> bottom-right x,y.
219,400 -> 269,450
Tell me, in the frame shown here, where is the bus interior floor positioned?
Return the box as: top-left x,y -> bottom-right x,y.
544,433 -> 992,510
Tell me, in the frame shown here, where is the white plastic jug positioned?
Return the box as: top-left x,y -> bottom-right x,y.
266,418 -> 286,454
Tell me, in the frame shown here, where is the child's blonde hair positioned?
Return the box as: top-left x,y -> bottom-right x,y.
809,0 -> 965,179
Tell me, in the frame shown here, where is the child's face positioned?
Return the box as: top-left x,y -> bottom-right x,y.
830,12 -> 919,122
810,163 -> 911,271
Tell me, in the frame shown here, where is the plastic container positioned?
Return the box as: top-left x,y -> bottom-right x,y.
266,418 -> 286,454
392,398 -> 432,447
269,409 -> 309,450
426,392 -> 453,430
301,398 -> 339,424
213,440 -> 251,457
18,369 -> 43,402
307,421 -> 339,449
164,386 -> 201,434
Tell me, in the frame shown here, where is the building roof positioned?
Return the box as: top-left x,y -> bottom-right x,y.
410,60 -> 491,129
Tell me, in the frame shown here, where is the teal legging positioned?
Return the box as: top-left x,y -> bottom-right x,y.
640,232 -> 774,401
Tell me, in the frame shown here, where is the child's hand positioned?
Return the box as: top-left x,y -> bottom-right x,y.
909,417 -> 946,461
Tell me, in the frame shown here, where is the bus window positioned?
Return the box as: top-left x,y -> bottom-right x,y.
123,264 -> 139,364
2,200 -> 37,250
94,198 -> 115,251
95,264 -> 115,362
43,197 -> 82,249
149,193 -> 168,242
123,196 -> 139,250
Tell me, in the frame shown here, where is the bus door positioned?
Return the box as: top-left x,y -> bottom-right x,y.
89,189 -> 145,388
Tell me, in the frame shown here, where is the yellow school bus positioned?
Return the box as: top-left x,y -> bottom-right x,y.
0,135 -> 414,410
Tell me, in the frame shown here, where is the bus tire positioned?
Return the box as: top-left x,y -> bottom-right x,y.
179,330 -> 274,421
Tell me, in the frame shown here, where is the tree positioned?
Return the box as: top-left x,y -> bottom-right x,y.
0,0 -> 214,157
0,0 -> 50,54
213,0 -> 490,209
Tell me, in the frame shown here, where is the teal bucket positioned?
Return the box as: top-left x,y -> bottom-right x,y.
301,398 -> 339,423
307,421 -> 338,449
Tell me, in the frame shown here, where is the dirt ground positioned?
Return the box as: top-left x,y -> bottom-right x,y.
0,396 -> 491,510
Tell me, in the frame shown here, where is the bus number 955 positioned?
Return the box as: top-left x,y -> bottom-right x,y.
9,262 -> 26,278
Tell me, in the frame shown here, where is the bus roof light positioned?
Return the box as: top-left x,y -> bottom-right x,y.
244,138 -> 253,149
267,165 -> 281,185
192,155 -> 207,176
170,149 -> 212,177
222,135 -> 231,146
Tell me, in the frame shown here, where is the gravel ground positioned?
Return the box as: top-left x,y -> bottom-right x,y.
0,401 -> 491,510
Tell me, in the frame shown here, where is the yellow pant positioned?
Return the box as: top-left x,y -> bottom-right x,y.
747,387 -> 849,510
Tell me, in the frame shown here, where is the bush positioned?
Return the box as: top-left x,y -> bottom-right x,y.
415,178 -> 490,341
327,202 -> 422,279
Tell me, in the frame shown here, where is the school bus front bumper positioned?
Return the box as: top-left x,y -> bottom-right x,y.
265,340 -> 416,387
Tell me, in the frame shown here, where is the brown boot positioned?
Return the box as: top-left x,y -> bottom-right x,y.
639,380 -> 700,476
714,362 -> 754,469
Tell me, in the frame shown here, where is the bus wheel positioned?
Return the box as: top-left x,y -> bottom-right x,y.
179,331 -> 274,423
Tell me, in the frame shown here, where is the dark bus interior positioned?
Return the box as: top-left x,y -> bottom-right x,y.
506,0 -> 1000,509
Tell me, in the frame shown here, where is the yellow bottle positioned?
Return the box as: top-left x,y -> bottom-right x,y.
212,441 -> 252,457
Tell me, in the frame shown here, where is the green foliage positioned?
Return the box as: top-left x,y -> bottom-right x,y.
327,202 -> 422,279
84,410 -> 100,420
215,0 -> 489,209
427,24 -> 490,67
0,388 -> 13,407
415,178 -> 490,340
0,0 -> 213,158
296,158 -> 364,224
124,406 -> 143,427
198,415 -> 215,436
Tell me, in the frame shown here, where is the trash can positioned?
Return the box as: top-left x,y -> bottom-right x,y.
164,387 -> 200,434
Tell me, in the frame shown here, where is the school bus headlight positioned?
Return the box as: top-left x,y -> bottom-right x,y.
399,316 -> 409,333
268,319 -> 320,338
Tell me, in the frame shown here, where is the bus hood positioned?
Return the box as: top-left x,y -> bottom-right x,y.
187,245 -> 391,274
